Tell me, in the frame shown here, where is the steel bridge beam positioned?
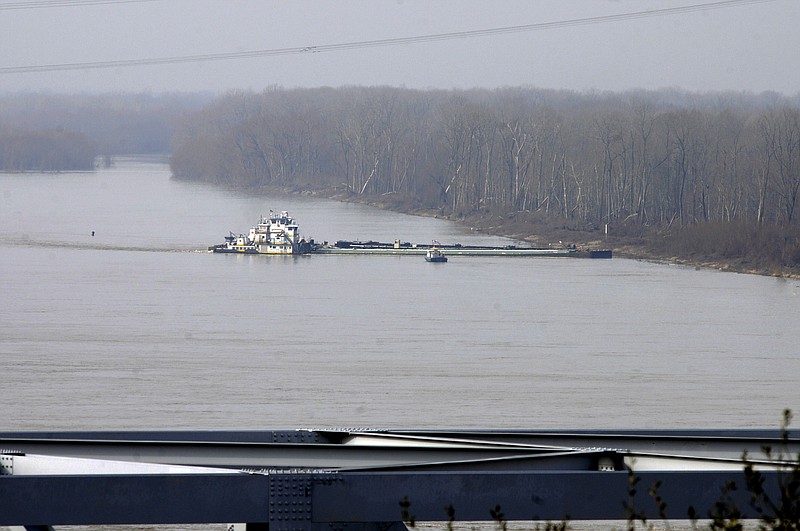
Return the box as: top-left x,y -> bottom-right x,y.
0,473 -> 270,525
0,429 -> 796,528
0,468 -> 789,527
2,429 -> 796,469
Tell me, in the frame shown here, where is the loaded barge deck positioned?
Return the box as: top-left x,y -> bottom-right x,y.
209,210 -> 612,258
313,239 -> 611,258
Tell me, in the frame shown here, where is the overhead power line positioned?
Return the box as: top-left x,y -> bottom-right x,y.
0,0 -> 158,9
0,0 -> 777,74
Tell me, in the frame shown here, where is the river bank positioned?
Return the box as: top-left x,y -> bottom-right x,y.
197,177 -> 800,279
443,212 -> 800,279
436,208 -> 800,278
290,185 -> 800,279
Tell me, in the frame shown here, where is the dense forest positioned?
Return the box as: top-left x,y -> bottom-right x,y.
0,92 -> 211,171
170,86 -> 800,274
0,128 -> 95,171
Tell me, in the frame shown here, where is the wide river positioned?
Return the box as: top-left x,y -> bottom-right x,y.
1,157 -> 798,434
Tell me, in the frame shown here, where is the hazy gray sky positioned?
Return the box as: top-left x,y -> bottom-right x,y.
1,0 -> 798,95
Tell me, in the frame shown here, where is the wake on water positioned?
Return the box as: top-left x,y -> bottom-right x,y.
0,234 -> 204,253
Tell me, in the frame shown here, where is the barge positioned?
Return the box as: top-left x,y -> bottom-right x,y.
209,211 -> 612,258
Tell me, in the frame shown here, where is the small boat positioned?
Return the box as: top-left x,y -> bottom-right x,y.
425,247 -> 447,263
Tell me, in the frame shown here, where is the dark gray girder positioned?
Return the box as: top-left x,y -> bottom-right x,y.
0,429 -> 797,528
0,473 -> 271,525
0,469 -> 791,527
312,470 -> 774,522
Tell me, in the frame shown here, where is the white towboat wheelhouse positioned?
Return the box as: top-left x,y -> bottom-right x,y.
249,210 -> 302,254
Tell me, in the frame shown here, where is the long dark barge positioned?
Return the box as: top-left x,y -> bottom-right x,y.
209,210 -> 612,258
313,239 -> 612,258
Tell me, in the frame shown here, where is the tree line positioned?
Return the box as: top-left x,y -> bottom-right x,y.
0,92 -> 212,171
4,87 -> 795,266
169,87 -> 800,233
0,128 -> 95,171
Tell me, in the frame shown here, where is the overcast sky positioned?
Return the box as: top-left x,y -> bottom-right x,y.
1,0 -> 798,95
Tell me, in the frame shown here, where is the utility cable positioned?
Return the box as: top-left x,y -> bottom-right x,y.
0,0 -> 158,9
0,0 -> 778,74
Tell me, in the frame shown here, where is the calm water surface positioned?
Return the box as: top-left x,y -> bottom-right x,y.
1,158 -> 798,432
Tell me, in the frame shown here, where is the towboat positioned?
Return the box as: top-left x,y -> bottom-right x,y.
209,212 -> 612,259
209,210 -> 312,254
